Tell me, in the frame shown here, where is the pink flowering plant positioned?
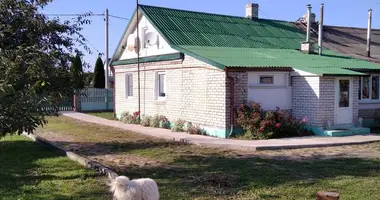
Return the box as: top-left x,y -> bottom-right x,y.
236,102 -> 312,140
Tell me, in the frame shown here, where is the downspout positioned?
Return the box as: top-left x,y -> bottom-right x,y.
226,68 -> 235,138
111,65 -> 116,118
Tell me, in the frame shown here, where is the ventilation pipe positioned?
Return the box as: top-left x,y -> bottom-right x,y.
318,3 -> 324,55
367,9 -> 373,57
306,4 -> 312,42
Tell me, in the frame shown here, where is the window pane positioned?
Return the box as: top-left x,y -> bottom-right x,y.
158,74 -> 165,97
259,76 -> 273,84
372,76 -> 379,99
126,74 -> 133,97
362,76 -> 370,99
339,80 -> 350,107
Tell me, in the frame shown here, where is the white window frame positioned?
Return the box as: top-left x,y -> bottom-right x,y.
359,74 -> 380,103
259,75 -> 274,85
125,73 -> 133,99
155,71 -> 166,101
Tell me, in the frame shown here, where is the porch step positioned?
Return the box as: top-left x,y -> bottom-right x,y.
323,127 -> 371,137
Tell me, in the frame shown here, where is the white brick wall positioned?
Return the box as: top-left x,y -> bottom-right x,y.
292,76 -> 359,128
114,55 -> 227,129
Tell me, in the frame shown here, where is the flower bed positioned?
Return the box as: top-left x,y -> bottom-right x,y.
236,102 -> 313,140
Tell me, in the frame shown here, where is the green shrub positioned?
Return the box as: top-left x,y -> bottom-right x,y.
141,116 -> 152,127
236,102 -> 311,140
159,115 -> 170,129
171,119 -> 186,132
150,115 -> 160,128
187,124 -> 205,135
119,111 -> 140,124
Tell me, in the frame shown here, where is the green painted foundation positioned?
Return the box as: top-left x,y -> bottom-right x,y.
116,114 -> 242,138
306,124 -> 371,137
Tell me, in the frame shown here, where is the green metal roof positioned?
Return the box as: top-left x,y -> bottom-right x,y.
112,5 -> 380,75
140,5 -> 306,49
177,46 -> 380,73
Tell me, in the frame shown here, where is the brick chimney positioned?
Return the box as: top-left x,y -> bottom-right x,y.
246,3 -> 259,19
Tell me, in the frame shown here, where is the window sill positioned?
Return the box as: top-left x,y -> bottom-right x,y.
126,96 -> 134,100
359,100 -> 380,104
156,97 -> 166,101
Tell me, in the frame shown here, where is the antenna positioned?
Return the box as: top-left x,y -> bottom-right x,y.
144,32 -> 158,46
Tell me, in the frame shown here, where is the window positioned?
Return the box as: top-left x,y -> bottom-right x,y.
259,76 -> 274,84
125,74 -> 133,98
339,80 -> 350,107
156,72 -> 166,99
359,75 -> 380,101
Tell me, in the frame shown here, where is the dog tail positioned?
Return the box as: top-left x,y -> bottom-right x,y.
110,176 -> 130,192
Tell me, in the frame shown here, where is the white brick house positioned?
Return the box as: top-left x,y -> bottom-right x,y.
110,4 -> 380,138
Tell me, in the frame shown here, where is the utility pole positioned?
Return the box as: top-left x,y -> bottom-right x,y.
137,0 -> 141,120
105,8 -> 109,110
105,8 -> 109,89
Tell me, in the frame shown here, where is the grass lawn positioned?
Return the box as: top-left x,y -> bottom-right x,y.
37,116 -> 380,200
0,135 -> 111,200
86,112 -> 115,120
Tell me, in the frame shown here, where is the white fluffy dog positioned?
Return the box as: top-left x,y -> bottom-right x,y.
110,176 -> 159,200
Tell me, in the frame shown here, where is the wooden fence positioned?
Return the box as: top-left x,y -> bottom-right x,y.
78,88 -> 114,111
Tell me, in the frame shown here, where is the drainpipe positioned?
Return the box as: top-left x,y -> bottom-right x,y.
306,4 -> 312,43
226,68 -> 235,137
318,3 -> 324,55
367,9 -> 373,57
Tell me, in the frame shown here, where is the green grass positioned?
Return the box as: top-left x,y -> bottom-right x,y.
0,135 -> 111,200
86,112 -> 115,120
38,116 -> 380,200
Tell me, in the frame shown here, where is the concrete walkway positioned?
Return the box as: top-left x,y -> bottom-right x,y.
61,111 -> 380,151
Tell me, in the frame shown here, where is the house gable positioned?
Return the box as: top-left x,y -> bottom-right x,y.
118,15 -> 178,61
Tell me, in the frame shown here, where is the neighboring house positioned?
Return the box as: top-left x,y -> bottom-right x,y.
110,3 -> 380,138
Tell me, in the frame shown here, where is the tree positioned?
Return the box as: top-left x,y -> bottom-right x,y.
93,57 -> 105,88
0,0 -> 91,137
70,53 -> 84,90
83,72 -> 94,87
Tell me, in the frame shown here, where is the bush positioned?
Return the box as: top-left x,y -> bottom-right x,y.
236,102 -> 311,140
159,115 -> 170,129
141,116 -> 151,127
187,124 -> 205,135
171,119 -> 186,132
119,111 -> 140,124
150,115 -> 160,128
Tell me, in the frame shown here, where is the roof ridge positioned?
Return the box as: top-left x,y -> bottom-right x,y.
325,24 -> 380,31
138,4 -> 292,23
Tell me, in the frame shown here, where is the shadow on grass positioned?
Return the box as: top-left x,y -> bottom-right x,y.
0,137 -> 109,200
112,150 -> 380,199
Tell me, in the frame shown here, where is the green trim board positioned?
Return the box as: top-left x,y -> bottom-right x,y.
112,53 -> 184,66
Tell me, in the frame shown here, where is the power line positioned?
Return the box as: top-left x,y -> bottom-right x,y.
44,13 -> 104,17
109,14 -> 129,21
259,8 -> 270,19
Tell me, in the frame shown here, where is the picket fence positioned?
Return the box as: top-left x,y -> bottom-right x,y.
79,88 -> 114,111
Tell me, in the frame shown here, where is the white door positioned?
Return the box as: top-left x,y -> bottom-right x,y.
335,78 -> 353,124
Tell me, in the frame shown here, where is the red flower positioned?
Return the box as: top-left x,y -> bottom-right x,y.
275,123 -> 281,128
264,121 -> 270,126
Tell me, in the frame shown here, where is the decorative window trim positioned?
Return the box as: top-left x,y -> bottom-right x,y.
155,71 -> 166,101
125,73 -> 133,99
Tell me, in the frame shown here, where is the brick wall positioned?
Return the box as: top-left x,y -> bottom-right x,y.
114,55 -> 228,129
292,76 -> 321,126
292,76 -> 359,129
